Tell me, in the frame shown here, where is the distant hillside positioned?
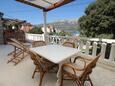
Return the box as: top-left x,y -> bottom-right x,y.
36,19 -> 79,31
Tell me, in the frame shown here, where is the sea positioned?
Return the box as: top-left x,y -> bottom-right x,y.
65,29 -> 80,36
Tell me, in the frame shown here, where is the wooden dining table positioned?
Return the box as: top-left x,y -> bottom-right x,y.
30,44 -> 80,86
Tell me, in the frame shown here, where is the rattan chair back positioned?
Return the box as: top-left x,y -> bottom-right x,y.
29,50 -> 44,72
32,40 -> 46,47
80,54 -> 100,81
62,41 -> 75,48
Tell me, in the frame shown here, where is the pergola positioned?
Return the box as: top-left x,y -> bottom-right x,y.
16,0 -> 74,35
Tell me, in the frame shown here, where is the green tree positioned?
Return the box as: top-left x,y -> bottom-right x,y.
57,30 -> 72,36
78,0 -> 115,38
28,26 -> 43,34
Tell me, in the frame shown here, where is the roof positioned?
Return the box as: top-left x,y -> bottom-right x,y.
16,0 -> 74,11
2,18 -> 26,25
21,22 -> 32,26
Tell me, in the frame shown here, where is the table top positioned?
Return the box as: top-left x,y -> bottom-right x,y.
30,44 -> 80,64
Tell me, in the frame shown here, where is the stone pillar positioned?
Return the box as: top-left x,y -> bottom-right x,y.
92,42 -> 97,56
43,11 -> 47,35
42,34 -> 45,41
43,11 -> 49,43
109,43 -> 115,61
100,43 -> 107,59
85,41 -> 90,55
78,40 -> 84,51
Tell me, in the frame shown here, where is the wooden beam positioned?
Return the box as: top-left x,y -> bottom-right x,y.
16,0 -> 45,9
43,0 -> 75,12
42,0 -> 53,5
16,0 -> 74,12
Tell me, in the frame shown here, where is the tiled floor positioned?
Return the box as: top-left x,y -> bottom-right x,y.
0,44 -> 115,86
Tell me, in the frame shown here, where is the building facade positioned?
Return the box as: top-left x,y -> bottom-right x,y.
41,25 -> 56,33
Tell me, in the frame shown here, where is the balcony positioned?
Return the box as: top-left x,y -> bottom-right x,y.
0,33 -> 115,86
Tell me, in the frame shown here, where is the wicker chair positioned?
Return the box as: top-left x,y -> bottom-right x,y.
29,50 -> 56,86
62,41 -> 76,62
60,54 -> 101,86
32,40 -> 46,47
7,38 -> 29,65
7,42 -> 26,65
62,41 -> 76,48
31,40 -> 48,78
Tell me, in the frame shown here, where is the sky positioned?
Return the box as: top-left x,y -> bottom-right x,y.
0,0 -> 95,24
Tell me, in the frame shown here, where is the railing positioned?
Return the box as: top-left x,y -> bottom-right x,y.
25,33 -> 115,63
47,35 -> 72,44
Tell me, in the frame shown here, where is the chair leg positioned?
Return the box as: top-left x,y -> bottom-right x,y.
21,51 -> 24,60
60,74 -> 64,86
75,80 -> 81,86
8,50 -> 15,56
32,67 -> 37,79
77,80 -> 84,86
88,76 -> 93,86
39,72 -> 46,86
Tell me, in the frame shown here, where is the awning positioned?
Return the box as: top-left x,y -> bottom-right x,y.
16,0 -> 74,11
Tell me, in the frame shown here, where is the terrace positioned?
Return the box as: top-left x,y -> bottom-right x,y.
0,34 -> 115,86
0,0 -> 115,86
